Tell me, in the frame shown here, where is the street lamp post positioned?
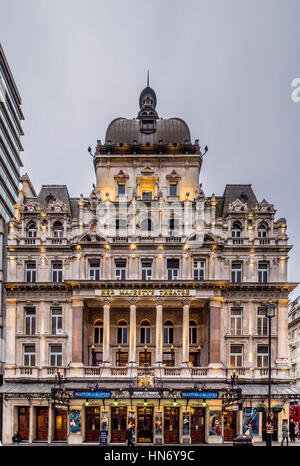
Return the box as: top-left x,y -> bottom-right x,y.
117,345 -> 122,367
91,344 -> 96,366
265,301 -> 276,447
144,345 -> 149,367
170,345 -> 175,367
197,345 -> 203,367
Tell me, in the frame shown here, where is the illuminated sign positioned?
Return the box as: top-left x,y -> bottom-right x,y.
95,289 -> 196,297
181,391 -> 219,399
74,391 -> 111,399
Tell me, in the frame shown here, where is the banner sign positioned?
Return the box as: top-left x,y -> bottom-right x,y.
74,391 -> 111,399
95,289 -> 196,297
275,358 -> 288,366
181,391 -> 219,399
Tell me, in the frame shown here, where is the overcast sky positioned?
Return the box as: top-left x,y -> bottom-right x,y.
1,0 -> 300,296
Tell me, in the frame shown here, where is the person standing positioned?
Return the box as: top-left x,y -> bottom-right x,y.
126,422 -> 134,447
282,421 -> 289,446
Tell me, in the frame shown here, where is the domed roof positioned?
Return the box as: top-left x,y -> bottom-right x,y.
105,117 -> 191,145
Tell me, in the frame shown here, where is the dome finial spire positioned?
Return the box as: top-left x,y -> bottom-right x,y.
147,69 -> 149,87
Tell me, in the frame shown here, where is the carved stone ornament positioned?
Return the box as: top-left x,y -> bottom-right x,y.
228,198 -> 248,213
47,199 -> 68,213
129,297 -> 138,306
102,297 -> 111,306
21,200 -> 41,213
114,169 -> 129,183
254,199 -> 276,214
155,297 -> 164,306
166,169 -> 181,183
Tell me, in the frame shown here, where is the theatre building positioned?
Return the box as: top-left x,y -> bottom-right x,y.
1,83 -> 299,445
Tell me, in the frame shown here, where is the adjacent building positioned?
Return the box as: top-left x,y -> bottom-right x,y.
0,44 -> 24,440
288,296 -> 300,385
0,83 -> 298,445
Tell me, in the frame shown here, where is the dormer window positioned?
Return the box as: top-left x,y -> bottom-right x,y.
141,120 -> 154,130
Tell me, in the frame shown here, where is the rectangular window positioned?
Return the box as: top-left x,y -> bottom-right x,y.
257,345 -> 269,368
94,326 -> 103,344
26,262 -> 36,283
115,260 -> 126,280
139,352 -> 151,367
189,325 -> 197,344
25,308 -> 36,335
89,260 -> 100,280
163,325 -> 174,344
257,308 -> 268,335
194,260 -> 205,280
24,345 -> 36,366
141,261 -> 152,280
230,345 -> 243,367
163,352 -> 174,367
258,263 -> 268,283
51,308 -> 63,335
231,263 -> 242,283
169,183 -> 178,196
140,326 -> 151,345
142,191 -> 152,201
168,218 -> 179,236
230,308 -> 242,335
117,326 -> 128,344
167,259 -> 179,280
117,183 -> 126,196
116,219 -> 126,230
50,344 -> 63,366
189,352 -> 198,366
117,352 -> 128,366
52,262 -> 63,282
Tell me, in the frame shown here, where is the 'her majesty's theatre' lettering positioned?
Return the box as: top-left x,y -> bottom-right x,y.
95,289 -> 196,297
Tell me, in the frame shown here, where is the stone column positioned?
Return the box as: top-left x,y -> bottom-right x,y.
71,297 -> 84,366
209,298 -> 222,367
102,297 -> 111,365
277,299 -> 289,359
5,299 -> 17,366
155,297 -> 164,365
129,297 -> 137,365
182,298 -> 191,365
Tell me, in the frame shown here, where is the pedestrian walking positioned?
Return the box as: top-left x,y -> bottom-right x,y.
295,421 -> 299,440
289,419 -> 296,442
282,421 -> 289,446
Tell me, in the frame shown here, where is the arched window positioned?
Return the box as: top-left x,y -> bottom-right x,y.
232,222 -> 242,238
27,223 -> 37,238
94,319 -> 103,344
189,320 -> 197,345
53,221 -> 63,238
117,320 -> 128,344
163,320 -> 174,345
258,223 -> 267,238
140,320 -> 151,344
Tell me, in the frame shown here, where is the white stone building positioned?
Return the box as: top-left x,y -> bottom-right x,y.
0,84 -> 298,445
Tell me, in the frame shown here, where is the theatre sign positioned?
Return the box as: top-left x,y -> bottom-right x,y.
95,289 -> 196,297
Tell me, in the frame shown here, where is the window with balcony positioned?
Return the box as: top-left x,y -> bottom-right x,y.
140,320 -> 151,344
117,351 -> 128,366
163,352 -> 175,367
230,345 -> 243,367
167,259 -> 179,280
27,223 -> 37,238
163,320 -> 174,344
141,261 -> 152,280
115,260 -> 126,280
258,224 -> 267,238
258,263 -> 268,283
231,263 -> 242,283
141,218 -> 152,232
26,262 -> 36,283
89,260 -> 100,280
94,319 -> 103,344
49,344 -> 63,366
53,221 -> 63,238
257,345 -> 269,367
52,262 -> 63,282
194,260 -> 205,280
24,345 -> 36,366
25,308 -> 36,335
189,320 -> 197,344
142,191 -> 152,201
51,308 -> 63,335
230,308 -> 242,335
257,308 -> 268,335
232,222 -> 242,238
117,320 -> 128,344
168,218 -> 179,236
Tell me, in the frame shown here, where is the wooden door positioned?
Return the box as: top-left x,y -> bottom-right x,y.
223,411 -> 236,441
111,407 -> 127,443
164,407 -> 179,444
86,407 -> 100,442
191,407 -> 205,443
137,407 -> 153,443
54,409 -> 68,441
18,407 -> 29,441
36,407 -> 49,441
